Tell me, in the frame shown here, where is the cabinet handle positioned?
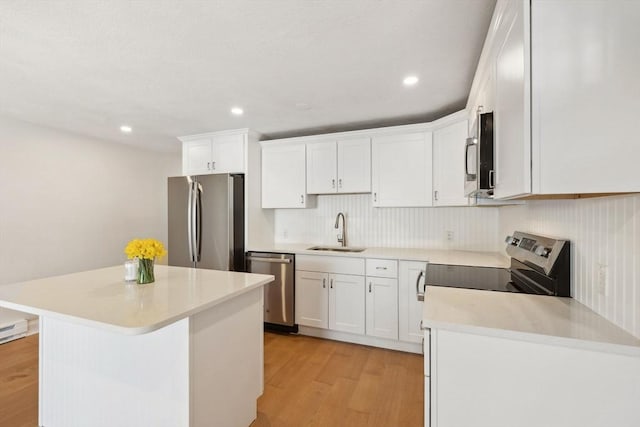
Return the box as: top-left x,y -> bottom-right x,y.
375,266 -> 387,270
489,169 -> 495,188
368,282 -> 372,293
338,178 -> 342,188
373,192 -> 377,202
207,162 -> 211,170
212,161 -> 216,170
322,278 -> 326,289
300,195 -> 304,205
332,179 -> 335,189
416,270 -> 425,302
434,190 -> 439,201
330,279 -> 333,289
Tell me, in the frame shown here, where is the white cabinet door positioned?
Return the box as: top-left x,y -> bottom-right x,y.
329,273 -> 365,335
262,144 -> 309,208
493,0 -> 531,199
212,133 -> 245,173
183,138 -> 213,175
365,277 -> 398,340
337,138 -> 371,193
306,141 -> 337,194
432,120 -> 469,206
295,271 -> 329,329
399,261 -> 426,343
371,132 -> 433,207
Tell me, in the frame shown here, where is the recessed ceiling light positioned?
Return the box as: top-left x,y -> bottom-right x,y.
120,125 -> 132,133
403,75 -> 419,86
231,107 -> 244,116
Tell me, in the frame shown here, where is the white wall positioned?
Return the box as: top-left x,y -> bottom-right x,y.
274,194 -> 501,251
499,194 -> 640,338
0,116 -> 180,321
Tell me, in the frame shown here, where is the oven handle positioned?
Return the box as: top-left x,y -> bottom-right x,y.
510,268 -> 554,295
465,137 -> 477,178
246,257 -> 292,264
416,270 -> 425,301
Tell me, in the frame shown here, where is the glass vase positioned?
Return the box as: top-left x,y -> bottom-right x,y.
137,258 -> 155,284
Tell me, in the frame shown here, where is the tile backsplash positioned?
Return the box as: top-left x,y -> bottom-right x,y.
274,194 -> 501,251
499,194 -> 640,338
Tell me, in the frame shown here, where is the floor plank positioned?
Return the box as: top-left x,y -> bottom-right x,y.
0,332 -> 423,427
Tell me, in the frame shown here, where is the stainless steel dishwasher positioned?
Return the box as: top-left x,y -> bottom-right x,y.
246,252 -> 297,332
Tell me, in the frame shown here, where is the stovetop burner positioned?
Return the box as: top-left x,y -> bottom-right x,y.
426,264 -> 522,293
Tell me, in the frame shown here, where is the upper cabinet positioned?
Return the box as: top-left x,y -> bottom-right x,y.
470,0 -> 640,198
181,131 -> 245,175
261,143 -> 311,209
432,116 -> 469,207
306,138 -> 371,194
338,138 -> 371,193
371,132 -> 433,207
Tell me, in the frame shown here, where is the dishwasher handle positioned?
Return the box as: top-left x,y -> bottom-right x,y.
246,256 -> 292,264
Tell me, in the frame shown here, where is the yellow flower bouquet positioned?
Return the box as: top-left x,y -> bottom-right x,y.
124,238 -> 167,284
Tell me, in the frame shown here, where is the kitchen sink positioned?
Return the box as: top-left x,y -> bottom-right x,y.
307,246 -> 366,253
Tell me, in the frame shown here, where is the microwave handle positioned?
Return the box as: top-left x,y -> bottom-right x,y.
465,137 -> 477,176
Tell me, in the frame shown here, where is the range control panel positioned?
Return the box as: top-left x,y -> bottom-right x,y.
505,235 -> 551,258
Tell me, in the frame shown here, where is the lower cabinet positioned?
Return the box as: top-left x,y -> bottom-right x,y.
329,274 -> 365,335
295,270 -> 329,329
429,328 -> 640,427
295,256 -> 366,335
296,255 -> 424,352
399,261 -> 427,343
365,276 -> 398,340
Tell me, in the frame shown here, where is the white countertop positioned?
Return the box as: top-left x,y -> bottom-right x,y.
248,243 -> 510,268
422,286 -> 640,357
0,266 -> 274,335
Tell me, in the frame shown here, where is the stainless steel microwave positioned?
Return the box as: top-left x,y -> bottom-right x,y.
464,108 -> 494,197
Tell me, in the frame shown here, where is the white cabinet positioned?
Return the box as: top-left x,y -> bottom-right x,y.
493,0 -> 531,199
295,270 -> 329,329
295,255 -> 365,334
399,261 -> 426,343
329,274 -> 366,335
471,0 -> 640,198
306,138 -> 371,194
429,328 -> 640,427
181,132 -> 245,175
261,144 -> 310,208
371,132 -> 433,207
365,259 -> 398,340
366,277 -> 398,340
432,119 -> 469,206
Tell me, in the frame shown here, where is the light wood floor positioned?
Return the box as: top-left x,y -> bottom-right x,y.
0,334 -> 39,427
0,332 -> 423,427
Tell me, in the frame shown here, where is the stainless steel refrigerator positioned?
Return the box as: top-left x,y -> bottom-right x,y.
168,174 -> 245,271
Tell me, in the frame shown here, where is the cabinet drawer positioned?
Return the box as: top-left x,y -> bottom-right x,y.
296,255 -> 365,275
366,258 -> 398,278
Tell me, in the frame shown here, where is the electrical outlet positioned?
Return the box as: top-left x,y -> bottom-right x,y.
446,230 -> 454,241
597,264 -> 608,296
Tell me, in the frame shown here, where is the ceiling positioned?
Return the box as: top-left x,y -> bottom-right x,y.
0,0 -> 496,152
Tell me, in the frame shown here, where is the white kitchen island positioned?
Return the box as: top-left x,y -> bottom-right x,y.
0,265 -> 274,427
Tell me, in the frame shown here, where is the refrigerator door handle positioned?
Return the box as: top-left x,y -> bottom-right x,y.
187,180 -> 195,262
195,182 -> 203,263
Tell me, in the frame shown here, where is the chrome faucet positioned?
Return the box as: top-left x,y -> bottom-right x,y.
334,212 -> 347,247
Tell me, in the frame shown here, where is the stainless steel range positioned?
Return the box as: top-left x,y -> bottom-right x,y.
426,231 -> 570,297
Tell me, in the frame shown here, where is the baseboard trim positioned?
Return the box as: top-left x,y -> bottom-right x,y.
297,326 -> 422,354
